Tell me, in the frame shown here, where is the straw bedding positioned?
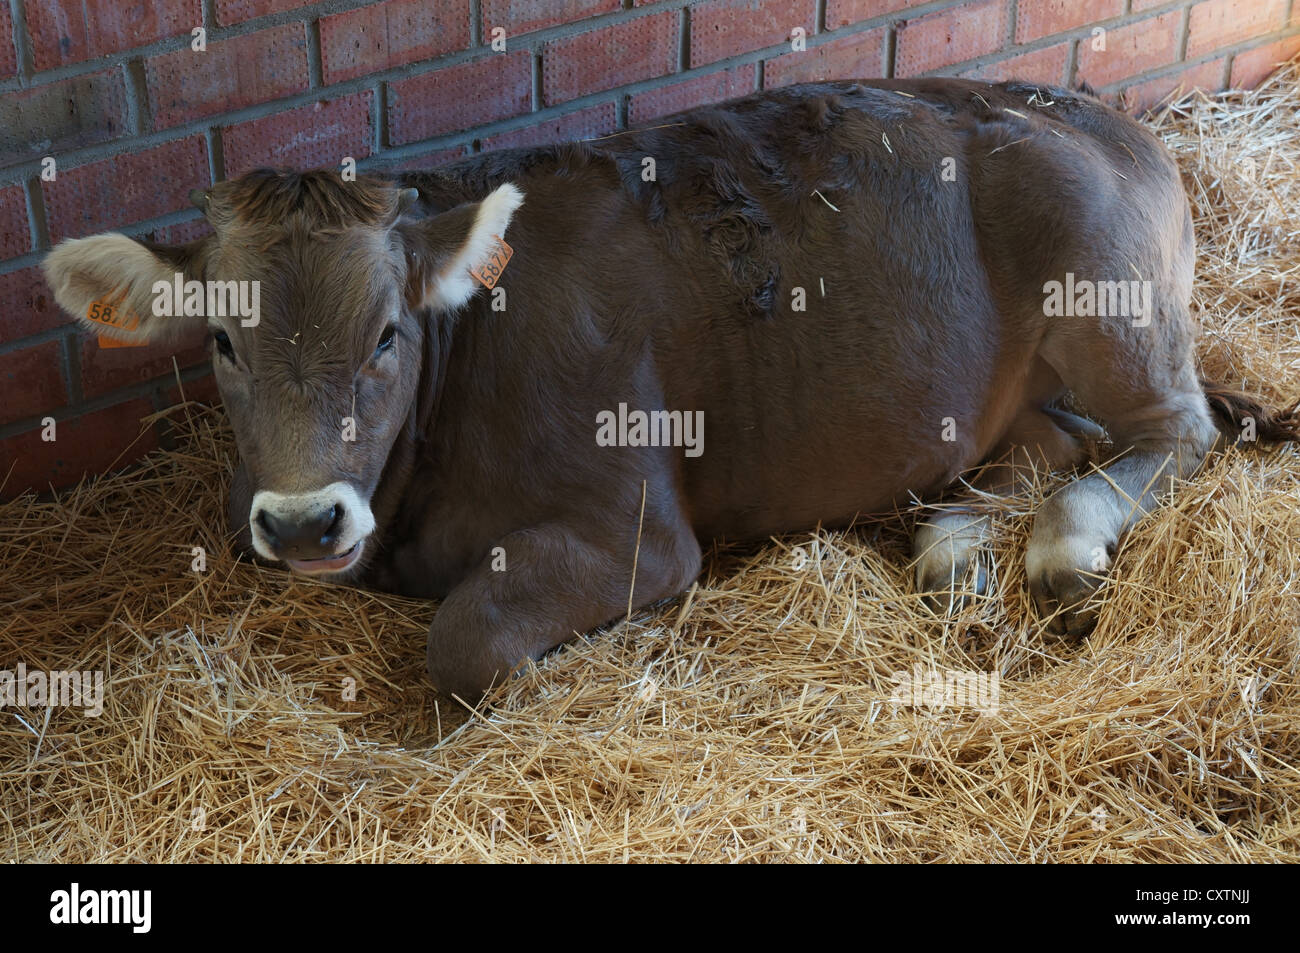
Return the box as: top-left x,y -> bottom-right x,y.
4,66 -> 1300,863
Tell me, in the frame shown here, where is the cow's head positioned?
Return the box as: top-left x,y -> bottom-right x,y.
43,170 -> 522,579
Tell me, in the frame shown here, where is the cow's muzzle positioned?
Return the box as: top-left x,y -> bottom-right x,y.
249,482 -> 376,575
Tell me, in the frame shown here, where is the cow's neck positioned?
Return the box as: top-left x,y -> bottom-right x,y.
367,305 -> 456,564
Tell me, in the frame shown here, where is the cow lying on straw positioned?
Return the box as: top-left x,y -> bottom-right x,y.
44,79 -> 1299,702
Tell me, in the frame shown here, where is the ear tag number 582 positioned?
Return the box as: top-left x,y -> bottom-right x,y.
87,294 -> 147,348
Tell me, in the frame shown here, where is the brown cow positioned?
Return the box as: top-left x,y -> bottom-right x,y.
43,79 -> 1297,703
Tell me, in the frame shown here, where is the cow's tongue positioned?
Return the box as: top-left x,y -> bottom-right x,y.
287,542 -> 360,574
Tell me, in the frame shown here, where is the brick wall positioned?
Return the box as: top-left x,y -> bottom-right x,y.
2,0 -> 1298,497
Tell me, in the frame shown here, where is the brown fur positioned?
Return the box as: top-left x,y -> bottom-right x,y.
220,169 -> 400,232
42,78 -> 1299,703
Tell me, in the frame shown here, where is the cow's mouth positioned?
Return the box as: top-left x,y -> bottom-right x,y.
286,541 -> 363,575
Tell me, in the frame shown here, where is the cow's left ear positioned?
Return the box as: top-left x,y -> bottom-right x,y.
43,233 -> 212,344
399,183 -> 523,313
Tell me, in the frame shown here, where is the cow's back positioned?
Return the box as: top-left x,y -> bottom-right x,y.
391,78 -> 1185,557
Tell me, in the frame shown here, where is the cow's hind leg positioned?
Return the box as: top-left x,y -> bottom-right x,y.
915,405 -> 1101,613
1026,300 -> 1219,637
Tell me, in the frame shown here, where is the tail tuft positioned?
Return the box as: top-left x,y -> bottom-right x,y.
1202,380 -> 1300,443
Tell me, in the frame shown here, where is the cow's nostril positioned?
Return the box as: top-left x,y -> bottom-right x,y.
321,503 -> 344,546
256,503 -> 346,557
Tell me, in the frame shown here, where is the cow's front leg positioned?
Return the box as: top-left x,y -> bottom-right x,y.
426,519 -> 702,704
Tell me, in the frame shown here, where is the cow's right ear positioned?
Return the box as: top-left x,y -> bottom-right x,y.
400,183 -> 523,313
43,233 -> 212,343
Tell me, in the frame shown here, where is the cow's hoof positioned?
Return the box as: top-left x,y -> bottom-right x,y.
1028,563 -> 1104,637
1025,522 -> 1115,638
920,559 -> 988,615
914,513 -> 989,615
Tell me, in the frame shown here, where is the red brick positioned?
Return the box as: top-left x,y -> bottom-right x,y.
764,29 -> 886,87
960,42 -> 1069,84
1188,0 -> 1287,59
0,340 -> 66,426
79,327 -> 208,400
1015,0 -> 1124,44
895,0 -> 1009,76
0,71 -> 130,168
628,64 -> 756,122
690,0 -> 818,68
1075,10 -> 1181,88
1122,58 -> 1226,112
826,0 -> 925,31
542,10 -> 679,105
388,52 -> 532,145
0,266 -> 66,339
42,137 -> 210,242
222,92 -> 375,178
0,397 -> 158,497
215,0 -> 316,26
0,187 -> 28,260
321,0 -> 471,85
482,0 -> 620,41
0,5 -> 16,78
145,23 -> 310,129
1231,35 -> 1300,88
23,0 -> 200,72
481,102 -> 617,150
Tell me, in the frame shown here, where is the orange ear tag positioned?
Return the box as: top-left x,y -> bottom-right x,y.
86,294 -> 148,348
98,335 -> 147,349
470,235 -> 513,290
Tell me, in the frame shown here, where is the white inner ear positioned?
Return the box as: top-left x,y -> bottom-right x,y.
429,183 -> 524,312
43,234 -> 176,341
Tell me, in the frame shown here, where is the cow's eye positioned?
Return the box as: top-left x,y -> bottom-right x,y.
213,329 -> 235,362
374,324 -> 397,358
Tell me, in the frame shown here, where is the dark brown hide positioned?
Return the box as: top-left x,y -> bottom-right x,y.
45,78 -> 1299,702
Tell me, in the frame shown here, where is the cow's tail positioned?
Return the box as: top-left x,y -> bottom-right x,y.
1201,379 -> 1300,443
